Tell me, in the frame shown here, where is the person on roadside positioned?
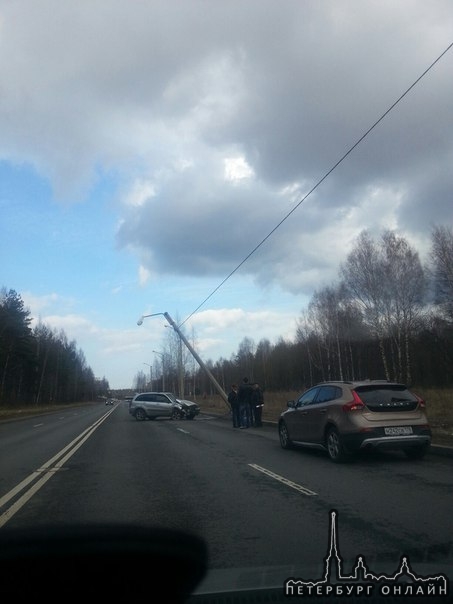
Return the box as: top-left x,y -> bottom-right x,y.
251,382 -> 264,427
228,383 -> 240,428
237,377 -> 253,428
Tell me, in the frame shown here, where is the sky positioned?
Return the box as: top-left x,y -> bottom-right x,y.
1,1 -> 452,390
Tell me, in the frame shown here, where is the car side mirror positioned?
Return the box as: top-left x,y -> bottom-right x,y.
287,400 -> 296,408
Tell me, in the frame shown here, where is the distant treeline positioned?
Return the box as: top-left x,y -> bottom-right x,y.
0,288 -> 109,406
193,227 -> 453,394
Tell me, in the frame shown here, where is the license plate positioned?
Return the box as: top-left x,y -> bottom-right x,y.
384,426 -> 413,436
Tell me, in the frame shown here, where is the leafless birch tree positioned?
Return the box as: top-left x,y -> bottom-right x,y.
341,229 -> 426,382
431,225 -> 453,322
341,231 -> 391,378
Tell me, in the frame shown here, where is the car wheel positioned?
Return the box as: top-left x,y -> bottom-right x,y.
172,408 -> 184,420
279,421 -> 294,449
326,427 -> 349,463
405,445 -> 428,460
134,408 -> 147,421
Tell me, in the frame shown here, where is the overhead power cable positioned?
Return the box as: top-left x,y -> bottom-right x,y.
179,40 -> 453,328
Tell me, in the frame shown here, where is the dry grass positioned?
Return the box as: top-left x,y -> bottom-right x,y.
196,388 -> 453,446
196,391 -> 299,417
413,388 -> 453,444
0,401 -> 99,421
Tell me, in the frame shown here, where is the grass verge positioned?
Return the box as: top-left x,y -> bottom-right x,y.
0,401 -> 100,421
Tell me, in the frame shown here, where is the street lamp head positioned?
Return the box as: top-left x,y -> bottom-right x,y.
137,312 -> 166,326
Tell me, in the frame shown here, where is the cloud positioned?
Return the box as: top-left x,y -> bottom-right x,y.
185,307 -> 297,360
224,156 -> 254,182
2,0 -> 452,295
125,180 -> 156,208
36,314 -> 98,335
138,265 -> 152,286
22,292 -> 76,316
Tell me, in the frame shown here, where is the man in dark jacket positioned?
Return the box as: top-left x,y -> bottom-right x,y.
237,377 -> 253,428
228,384 -> 240,428
251,383 -> 264,427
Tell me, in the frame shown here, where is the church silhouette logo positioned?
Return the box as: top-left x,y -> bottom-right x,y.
284,510 -> 449,599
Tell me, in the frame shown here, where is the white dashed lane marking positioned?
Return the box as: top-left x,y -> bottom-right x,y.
249,463 -> 318,496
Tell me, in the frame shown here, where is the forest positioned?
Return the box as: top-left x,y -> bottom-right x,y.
0,288 -> 109,407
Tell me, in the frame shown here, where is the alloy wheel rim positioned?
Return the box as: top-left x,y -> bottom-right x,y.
280,424 -> 288,446
328,432 -> 339,458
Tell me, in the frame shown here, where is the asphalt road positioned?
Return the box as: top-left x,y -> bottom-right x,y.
0,402 -> 452,587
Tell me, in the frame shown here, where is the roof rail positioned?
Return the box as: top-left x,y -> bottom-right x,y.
317,379 -> 395,385
317,380 -> 353,385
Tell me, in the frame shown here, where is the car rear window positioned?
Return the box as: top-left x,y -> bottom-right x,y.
354,384 -> 418,412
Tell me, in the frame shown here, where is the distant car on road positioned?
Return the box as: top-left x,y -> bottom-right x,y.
105,399 -> 114,405
278,380 -> 431,463
129,391 -> 200,421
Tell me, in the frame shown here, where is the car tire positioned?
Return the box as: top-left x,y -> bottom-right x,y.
134,408 -> 147,421
326,427 -> 349,463
404,445 -> 428,460
172,408 -> 184,420
279,421 -> 294,449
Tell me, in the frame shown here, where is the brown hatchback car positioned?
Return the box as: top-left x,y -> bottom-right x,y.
278,380 -> 431,463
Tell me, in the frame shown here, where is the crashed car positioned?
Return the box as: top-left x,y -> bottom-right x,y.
129,391 -> 200,421
174,397 -> 201,420
159,392 -> 200,420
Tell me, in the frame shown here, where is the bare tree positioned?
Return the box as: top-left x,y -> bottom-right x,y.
303,282 -> 368,382
295,311 -> 314,386
235,337 -> 255,379
380,231 -> 427,383
255,338 -> 272,390
341,230 -> 426,382
133,370 -> 147,392
341,230 -> 391,379
307,287 -> 337,380
431,225 -> 453,322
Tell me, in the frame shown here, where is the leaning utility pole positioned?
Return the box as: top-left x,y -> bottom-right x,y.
162,312 -> 229,406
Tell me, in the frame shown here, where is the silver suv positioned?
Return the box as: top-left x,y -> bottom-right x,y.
129,391 -> 200,421
129,392 -> 176,421
278,381 -> 431,463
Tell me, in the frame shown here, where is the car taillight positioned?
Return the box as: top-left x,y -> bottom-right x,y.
415,395 -> 426,409
342,391 -> 365,412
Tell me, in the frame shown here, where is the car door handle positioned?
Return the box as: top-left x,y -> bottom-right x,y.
319,409 -> 327,413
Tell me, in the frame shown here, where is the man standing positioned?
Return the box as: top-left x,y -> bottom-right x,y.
237,377 -> 253,428
228,383 -> 240,428
251,383 -> 264,427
